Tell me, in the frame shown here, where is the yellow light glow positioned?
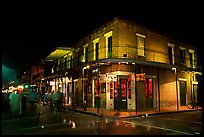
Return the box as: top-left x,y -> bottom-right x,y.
44,47 -> 74,61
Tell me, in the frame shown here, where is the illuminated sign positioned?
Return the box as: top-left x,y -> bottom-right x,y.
18,85 -> 23,91
50,81 -> 58,86
136,73 -> 146,81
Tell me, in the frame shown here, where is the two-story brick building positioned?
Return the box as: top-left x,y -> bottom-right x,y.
41,17 -> 201,111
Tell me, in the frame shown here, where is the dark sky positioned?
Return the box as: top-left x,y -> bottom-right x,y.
2,3 -> 203,83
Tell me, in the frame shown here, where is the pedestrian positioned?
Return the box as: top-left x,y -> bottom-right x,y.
27,90 -> 38,108
51,90 -> 61,116
50,90 -> 55,110
44,92 -> 50,105
59,92 -> 64,110
8,90 -> 20,117
21,92 -> 27,111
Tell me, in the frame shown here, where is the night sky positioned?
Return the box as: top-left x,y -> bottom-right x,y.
2,3 -> 203,85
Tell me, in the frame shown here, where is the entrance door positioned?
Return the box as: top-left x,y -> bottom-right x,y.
193,84 -> 198,103
145,78 -> 153,108
114,78 -> 127,110
74,82 -> 78,106
114,81 -> 118,110
120,79 -> 127,109
83,81 -> 87,103
179,81 -> 186,106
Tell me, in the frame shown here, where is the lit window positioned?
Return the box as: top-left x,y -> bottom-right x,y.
136,33 -> 145,56
167,43 -> 175,65
92,38 -> 99,61
179,46 -> 185,64
189,49 -> 195,68
83,44 -> 88,63
104,31 -> 113,58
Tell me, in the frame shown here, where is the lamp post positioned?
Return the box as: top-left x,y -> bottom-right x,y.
157,68 -> 161,112
190,71 -> 195,108
133,63 -> 137,114
82,67 -> 85,111
172,67 -> 179,110
97,63 -> 100,113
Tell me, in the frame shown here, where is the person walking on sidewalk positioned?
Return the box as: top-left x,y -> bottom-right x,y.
8,90 -> 20,117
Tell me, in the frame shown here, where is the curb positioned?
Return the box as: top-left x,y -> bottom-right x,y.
72,108 -> 202,118
121,109 -> 202,118
72,109 -> 105,117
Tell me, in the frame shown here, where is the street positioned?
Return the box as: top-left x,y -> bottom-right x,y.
2,103 -> 202,135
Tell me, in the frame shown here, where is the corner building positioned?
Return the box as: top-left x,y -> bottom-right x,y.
43,17 -> 200,112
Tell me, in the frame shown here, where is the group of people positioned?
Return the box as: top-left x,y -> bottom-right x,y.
7,90 -> 64,117
7,90 -> 39,117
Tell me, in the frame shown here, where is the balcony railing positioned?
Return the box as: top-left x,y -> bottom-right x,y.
52,44 -> 197,74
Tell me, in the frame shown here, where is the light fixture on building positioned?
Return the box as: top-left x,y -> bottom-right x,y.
172,67 -> 176,71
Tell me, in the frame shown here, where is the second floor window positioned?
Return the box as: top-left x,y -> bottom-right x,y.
136,33 -> 145,57
83,44 -> 88,63
70,55 -> 73,68
108,36 -> 112,58
168,43 -> 175,65
64,54 -> 72,69
179,46 -> 185,64
189,49 -> 195,68
95,42 -> 99,61
64,56 -> 67,69
77,51 -> 80,65
74,48 -> 80,67
93,38 -> 99,61
104,31 -> 113,58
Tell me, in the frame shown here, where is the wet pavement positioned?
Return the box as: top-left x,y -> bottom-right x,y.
2,101 -> 202,120
72,104 -> 202,118
2,101 -> 202,135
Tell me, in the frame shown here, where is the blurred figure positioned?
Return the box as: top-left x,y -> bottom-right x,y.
8,90 -> 20,117
44,92 -> 49,105
59,92 -> 64,110
21,92 -> 27,111
27,90 -> 39,107
51,90 -> 61,116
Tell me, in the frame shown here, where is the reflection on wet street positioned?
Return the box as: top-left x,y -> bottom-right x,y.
2,104 -> 202,135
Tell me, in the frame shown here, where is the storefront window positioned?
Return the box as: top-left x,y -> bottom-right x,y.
101,83 -> 106,93
121,79 -> 127,100
95,79 -> 99,97
128,75 -> 131,99
145,79 -> 153,98
114,81 -> 118,98
110,81 -> 113,99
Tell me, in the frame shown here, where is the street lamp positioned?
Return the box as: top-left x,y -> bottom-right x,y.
132,62 -> 137,114
172,67 -> 179,110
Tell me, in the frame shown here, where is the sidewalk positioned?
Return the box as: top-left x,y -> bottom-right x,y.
69,105 -> 202,118
3,103 -> 201,121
